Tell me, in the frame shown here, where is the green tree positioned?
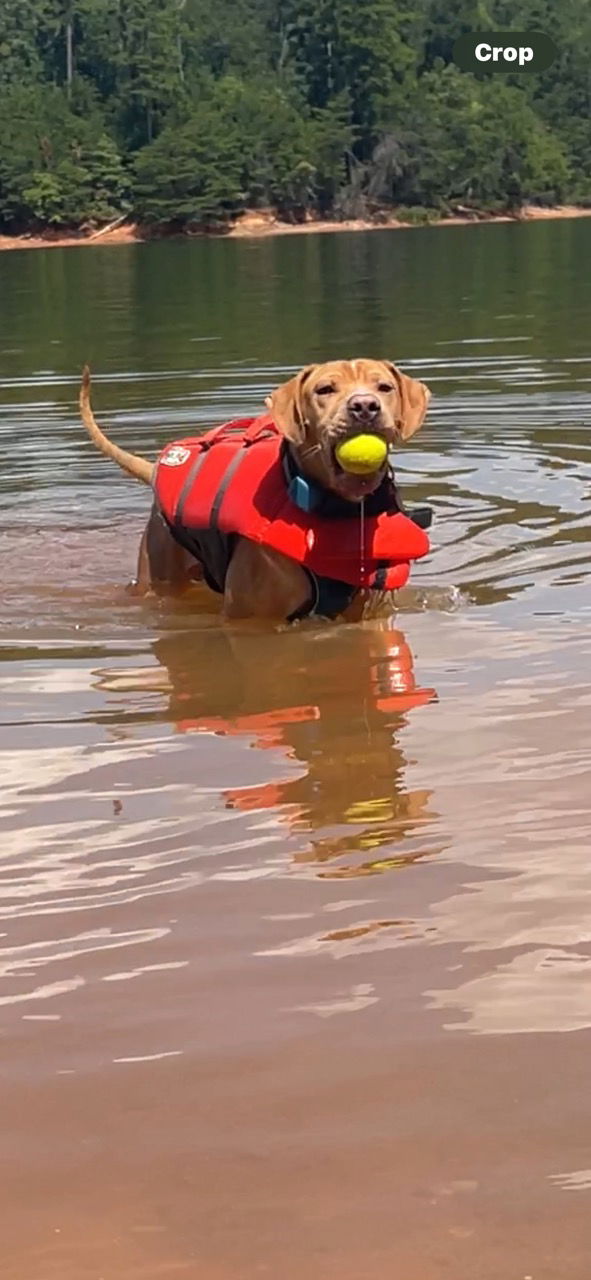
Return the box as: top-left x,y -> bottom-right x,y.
69,0 -> 188,146
381,66 -> 569,212
181,0 -> 272,79
39,1 -> 77,93
0,84 -> 127,229
309,94 -> 354,212
0,0 -> 590,231
117,0 -> 187,144
133,105 -> 244,225
420,0 -> 494,69
276,0 -> 415,155
22,136 -> 128,225
0,0 -> 45,85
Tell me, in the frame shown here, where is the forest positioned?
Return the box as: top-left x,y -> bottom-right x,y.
0,0 -> 590,233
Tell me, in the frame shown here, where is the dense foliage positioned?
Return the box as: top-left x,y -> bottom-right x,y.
0,0 -> 589,232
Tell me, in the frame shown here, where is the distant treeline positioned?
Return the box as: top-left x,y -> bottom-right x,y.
1,1 -> 590,233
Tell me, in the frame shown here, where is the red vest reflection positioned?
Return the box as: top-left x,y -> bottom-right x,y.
158,624 -> 436,873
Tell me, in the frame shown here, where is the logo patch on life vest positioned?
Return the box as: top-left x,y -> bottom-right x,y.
160,445 -> 191,467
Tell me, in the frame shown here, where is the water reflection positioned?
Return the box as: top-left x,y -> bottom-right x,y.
98,620 -> 439,877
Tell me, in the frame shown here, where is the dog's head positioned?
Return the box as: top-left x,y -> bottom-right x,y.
266,358 -> 431,502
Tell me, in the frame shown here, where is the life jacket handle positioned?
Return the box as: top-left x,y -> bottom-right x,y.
241,415 -> 280,445
196,415 -> 279,452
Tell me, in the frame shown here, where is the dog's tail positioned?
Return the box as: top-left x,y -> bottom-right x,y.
80,366 -> 154,485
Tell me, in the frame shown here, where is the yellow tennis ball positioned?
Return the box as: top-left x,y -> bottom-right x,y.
335,434 -> 388,475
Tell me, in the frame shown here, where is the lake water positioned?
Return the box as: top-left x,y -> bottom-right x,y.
1,221 -> 591,1279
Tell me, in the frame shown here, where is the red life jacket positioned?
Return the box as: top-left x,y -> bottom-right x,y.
153,414 -> 430,591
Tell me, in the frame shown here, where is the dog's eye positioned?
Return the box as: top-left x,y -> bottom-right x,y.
315,384 -> 335,396
377,382 -> 395,393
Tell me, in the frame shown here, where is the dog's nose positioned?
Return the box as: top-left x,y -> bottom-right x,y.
348,393 -> 381,424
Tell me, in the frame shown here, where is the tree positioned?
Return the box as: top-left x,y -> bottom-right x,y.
0,0 -> 590,231
39,1 -> 76,93
133,105 -> 244,225
0,84 -> 128,229
22,137 -> 128,225
420,0 -> 495,69
0,0 -> 45,86
275,0 -> 416,155
181,0 -> 272,79
67,0 -> 189,147
309,94 -> 354,213
378,66 -> 569,212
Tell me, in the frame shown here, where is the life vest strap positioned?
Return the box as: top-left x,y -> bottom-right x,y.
208,446 -> 250,529
172,448 -> 209,523
174,418 -> 279,530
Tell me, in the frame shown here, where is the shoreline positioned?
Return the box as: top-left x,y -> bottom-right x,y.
1,204 -> 591,252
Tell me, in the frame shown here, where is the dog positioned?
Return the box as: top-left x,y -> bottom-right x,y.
80,359 -> 431,622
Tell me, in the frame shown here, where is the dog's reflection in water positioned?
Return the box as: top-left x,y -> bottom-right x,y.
98,621 -> 438,876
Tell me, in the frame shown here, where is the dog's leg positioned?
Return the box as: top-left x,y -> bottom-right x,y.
130,504 -> 203,596
129,521 -> 152,595
223,538 -> 312,620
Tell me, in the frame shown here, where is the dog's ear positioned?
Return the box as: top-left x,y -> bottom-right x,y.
265,366 -> 318,443
386,362 -> 431,441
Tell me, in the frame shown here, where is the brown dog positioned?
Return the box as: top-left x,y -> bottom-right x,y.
80,359 -> 430,621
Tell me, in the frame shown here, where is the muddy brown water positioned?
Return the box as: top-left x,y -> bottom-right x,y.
1,223 -> 591,1278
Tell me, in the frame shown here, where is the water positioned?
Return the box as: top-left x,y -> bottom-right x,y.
1,221 -> 591,1279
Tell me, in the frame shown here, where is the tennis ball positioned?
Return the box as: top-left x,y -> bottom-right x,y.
335,434 -> 388,475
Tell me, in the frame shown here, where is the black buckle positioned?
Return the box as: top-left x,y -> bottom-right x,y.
407,506 -> 432,530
